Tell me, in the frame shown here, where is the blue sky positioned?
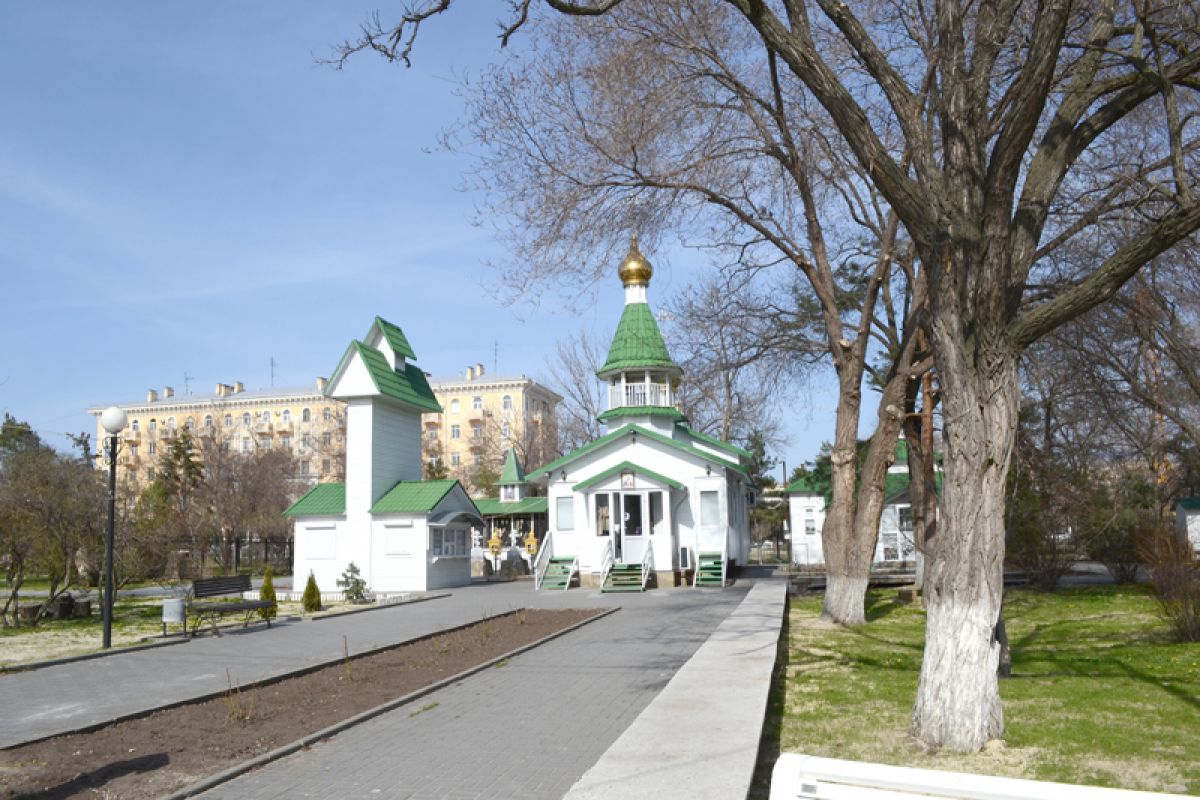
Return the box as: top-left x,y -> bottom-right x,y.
0,3 -> 838,474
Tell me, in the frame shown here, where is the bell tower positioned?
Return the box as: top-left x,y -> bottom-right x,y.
596,236 -> 683,434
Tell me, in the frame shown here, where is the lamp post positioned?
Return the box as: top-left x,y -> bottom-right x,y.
100,406 -> 127,649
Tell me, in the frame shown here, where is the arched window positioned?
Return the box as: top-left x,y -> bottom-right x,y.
501,423 -> 510,439
149,419 -> 157,433
302,408 -> 311,423
472,396 -> 482,410
502,395 -> 513,411
224,414 -> 232,427
167,417 -> 176,430
323,407 -> 331,421
131,419 -> 139,432
242,412 -> 252,427
261,411 -> 271,423
450,399 -> 460,413
203,415 -> 213,428
185,417 -> 194,429
282,409 -> 291,423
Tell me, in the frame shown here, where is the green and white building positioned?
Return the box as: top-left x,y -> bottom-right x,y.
285,317 -> 483,593
527,239 -> 754,591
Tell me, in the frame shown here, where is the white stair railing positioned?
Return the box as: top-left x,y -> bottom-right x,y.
721,527 -> 730,586
533,530 -> 554,591
641,543 -> 655,590
599,539 -> 614,589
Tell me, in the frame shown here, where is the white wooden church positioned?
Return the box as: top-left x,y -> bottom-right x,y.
285,317 -> 483,593
527,238 -> 753,591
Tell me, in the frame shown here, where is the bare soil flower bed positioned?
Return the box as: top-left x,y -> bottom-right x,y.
1,608 -> 600,800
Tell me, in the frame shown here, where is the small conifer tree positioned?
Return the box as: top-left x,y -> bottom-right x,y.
258,566 -> 277,621
337,561 -> 368,603
302,571 -> 322,613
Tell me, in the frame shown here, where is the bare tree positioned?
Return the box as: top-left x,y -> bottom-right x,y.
541,331 -> 607,455
336,0 -> 1200,750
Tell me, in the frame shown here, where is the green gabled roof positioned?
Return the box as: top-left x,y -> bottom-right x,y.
371,479 -> 466,514
371,316 -> 417,360
353,342 -> 442,413
572,461 -> 685,493
527,424 -> 747,481
284,483 -> 346,516
597,406 -> 685,423
883,471 -> 944,503
499,447 -> 526,485
785,474 -> 822,494
599,303 -> 678,375
678,425 -> 752,460
474,497 -> 548,516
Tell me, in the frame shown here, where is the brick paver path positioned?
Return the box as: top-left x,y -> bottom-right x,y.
196,586 -> 746,800
0,581 -> 743,752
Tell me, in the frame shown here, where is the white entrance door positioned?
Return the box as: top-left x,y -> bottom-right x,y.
619,492 -> 645,563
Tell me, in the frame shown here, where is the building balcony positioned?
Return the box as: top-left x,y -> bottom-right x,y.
121,429 -> 139,442
608,382 -> 672,409
255,422 -> 273,436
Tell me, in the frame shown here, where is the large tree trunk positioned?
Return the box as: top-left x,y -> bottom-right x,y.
912,315 -> 1019,751
821,371 -> 867,624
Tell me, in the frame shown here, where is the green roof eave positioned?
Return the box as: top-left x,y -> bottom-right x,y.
371,479 -> 466,514
572,461 -> 685,493
677,424 -> 753,459
354,342 -> 442,413
371,316 -> 417,360
474,497 -> 548,516
284,483 -> 346,516
597,406 -> 684,423
598,303 -> 679,375
527,424 -> 748,481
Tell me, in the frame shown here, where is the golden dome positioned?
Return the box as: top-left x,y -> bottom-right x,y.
618,234 -> 653,286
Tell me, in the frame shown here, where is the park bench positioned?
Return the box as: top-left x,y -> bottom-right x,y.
188,575 -> 274,637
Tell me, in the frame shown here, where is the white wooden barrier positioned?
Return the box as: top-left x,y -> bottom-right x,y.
770,754 -> 1194,800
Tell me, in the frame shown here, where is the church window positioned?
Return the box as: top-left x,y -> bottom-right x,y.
556,497 -> 575,530
699,491 -> 720,526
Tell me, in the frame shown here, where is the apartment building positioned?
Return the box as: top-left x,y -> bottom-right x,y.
88,379 -> 345,488
422,364 -> 561,491
91,366 -> 561,494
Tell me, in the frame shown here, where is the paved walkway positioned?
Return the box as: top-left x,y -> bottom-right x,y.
0,581 -> 744,749
195,585 -> 750,800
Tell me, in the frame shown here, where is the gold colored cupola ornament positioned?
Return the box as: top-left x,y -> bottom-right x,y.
618,234 -> 654,287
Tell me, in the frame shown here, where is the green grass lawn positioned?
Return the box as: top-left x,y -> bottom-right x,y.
766,585 -> 1199,795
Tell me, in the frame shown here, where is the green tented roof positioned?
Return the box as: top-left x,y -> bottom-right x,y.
353,342 -> 442,412
597,406 -> 684,423
527,424 -> 746,481
473,497 -> 548,516
599,303 -> 678,375
678,425 -> 752,460
499,447 -> 526,485
371,479 -> 464,514
284,483 -> 346,516
372,316 -> 417,360
572,461 -> 685,493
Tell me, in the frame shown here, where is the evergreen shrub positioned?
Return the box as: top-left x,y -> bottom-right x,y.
302,571 -> 322,613
258,566 -> 277,621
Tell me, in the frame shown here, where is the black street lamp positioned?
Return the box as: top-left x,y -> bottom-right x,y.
100,405 -> 127,650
